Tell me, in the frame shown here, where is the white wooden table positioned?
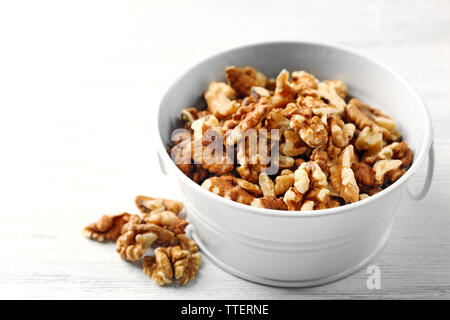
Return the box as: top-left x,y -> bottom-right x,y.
0,0 -> 449,299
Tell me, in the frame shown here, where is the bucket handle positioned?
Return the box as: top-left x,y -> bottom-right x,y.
406,143 -> 434,201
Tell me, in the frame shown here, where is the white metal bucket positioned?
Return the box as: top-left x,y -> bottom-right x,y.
156,42 -> 434,287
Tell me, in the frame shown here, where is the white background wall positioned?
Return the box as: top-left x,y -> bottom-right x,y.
0,0 -> 449,299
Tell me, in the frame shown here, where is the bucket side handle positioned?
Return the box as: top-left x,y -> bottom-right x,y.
406,143 -> 434,201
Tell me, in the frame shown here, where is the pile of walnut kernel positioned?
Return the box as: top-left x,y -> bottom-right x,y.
170,66 -> 413,211
83,196 -> 201,286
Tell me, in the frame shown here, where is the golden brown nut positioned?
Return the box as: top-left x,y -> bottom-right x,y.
362,186 -> 383,196
280,130 -> 308,157
191,114 -> 222,141
181,107 -> 211,128
271,69 -> 297,108
191,116 -> 235,175
117,226 -> 157,262
169,245 -> 202,285
355,127 -> 384,163
329,145 -> 360,203
293,158 -> 305,170
176,234 -> 199,254
179,245 -> 201,284
398,143 -> 414,169
283,100 -> 312,118
201,176 -> 257,205
170,135 -> 209,183
172,220 -> 189,236
176,163 -> 209,184
328,115 -> 355,148
316,80 -> 347,116
135,196 -> 184,215
237,164 -> 264,183
225,66 -> 267,97
265,77 -> 276,91
225,97 -> 274,146
173,67 -> 413,210
326,139 -> 342,160
265,108 -> 291,131
291,70 -> 319,94
117,218 -> 175,261
258,172 -> 275,197
283,103 -> 301,118
251,86 -> 271,98
277,154 -> 295,169
204,81 -> 239,119
290,115 -> 328,149
290,161 -> 331,210
125,216 -> 176,247
294,161 -> 328,193
223,102 -> 255,130
142,210 -> 188,235
194,146 -> 234,175
275,169 -> 295,196
231,134 -> 268,184
355,126 -> 383,152
143,248 -> 173,285
363,141 -> 414,169
292,81 -> 346,124
181,107 -> 197,127
191,142 -> 234,175
83,213 -> 130,242
346,98 -> 400,141
346,98 -> 374,129
359,193 -> 370,200
251,196 -> 288,210
310,149 -> 330,176
143,234 -> 201,286
170,130 -> 192,155
298,95 -> 336,124
302,188 -> 331,210
385,167 -> 407,184
297,95 -> 325,111
236,177 -> 263,196
378,141 -> 413,168
283,187 -> 303,211
373,159 -> 403,185
352,161 -> 377,188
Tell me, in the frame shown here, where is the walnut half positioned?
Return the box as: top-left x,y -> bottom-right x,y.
143,235 -> 201,286
135,195 -> 184,215
83,213 -> 130,242
116,216 -> 175,262
330,145 -> 359,203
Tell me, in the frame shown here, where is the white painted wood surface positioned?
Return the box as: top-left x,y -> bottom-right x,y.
0,0 -> 449,299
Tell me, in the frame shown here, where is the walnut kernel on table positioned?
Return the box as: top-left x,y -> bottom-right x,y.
143,234 -> 201,286
116,216 -> 175,261
83,196 -> 202,286
82,213 -> 130,242
171,66 -> 414,211
143,210 -> 189,235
